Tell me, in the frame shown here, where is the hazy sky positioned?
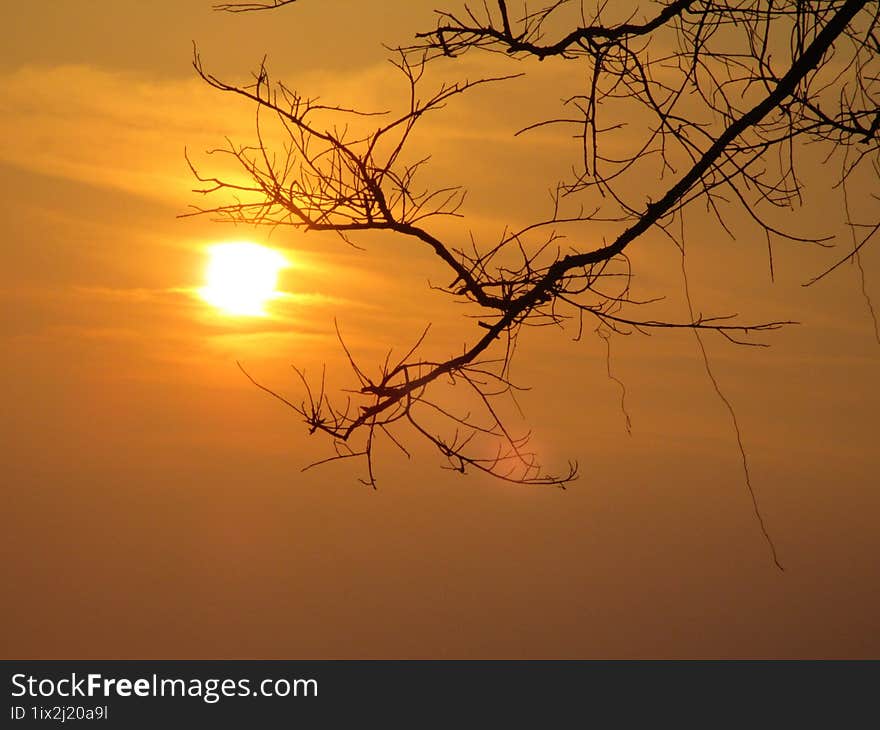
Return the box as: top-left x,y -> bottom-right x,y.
2,1 -> 878,658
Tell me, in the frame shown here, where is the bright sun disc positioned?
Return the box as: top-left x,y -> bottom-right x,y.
201,242 -> 288,316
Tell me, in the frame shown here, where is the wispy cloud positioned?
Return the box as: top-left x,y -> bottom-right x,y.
0,65 -> 254,203
0,58 -> 571,210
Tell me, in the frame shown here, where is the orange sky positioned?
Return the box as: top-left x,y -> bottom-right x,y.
2,1 -> 879,658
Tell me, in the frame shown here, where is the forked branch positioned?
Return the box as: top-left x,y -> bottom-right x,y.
190,0 -> 877,501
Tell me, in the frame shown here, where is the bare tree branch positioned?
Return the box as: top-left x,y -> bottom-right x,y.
214,0 -> 298,12
188,0 -> 879,532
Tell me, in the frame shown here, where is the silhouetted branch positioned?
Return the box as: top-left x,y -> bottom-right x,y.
214,0 -> 298,12
191,0 -> 878,507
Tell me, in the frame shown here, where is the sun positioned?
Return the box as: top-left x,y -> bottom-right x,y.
200,242 -> 288,317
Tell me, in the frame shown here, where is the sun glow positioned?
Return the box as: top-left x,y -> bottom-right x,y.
200,242 -> 288,317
